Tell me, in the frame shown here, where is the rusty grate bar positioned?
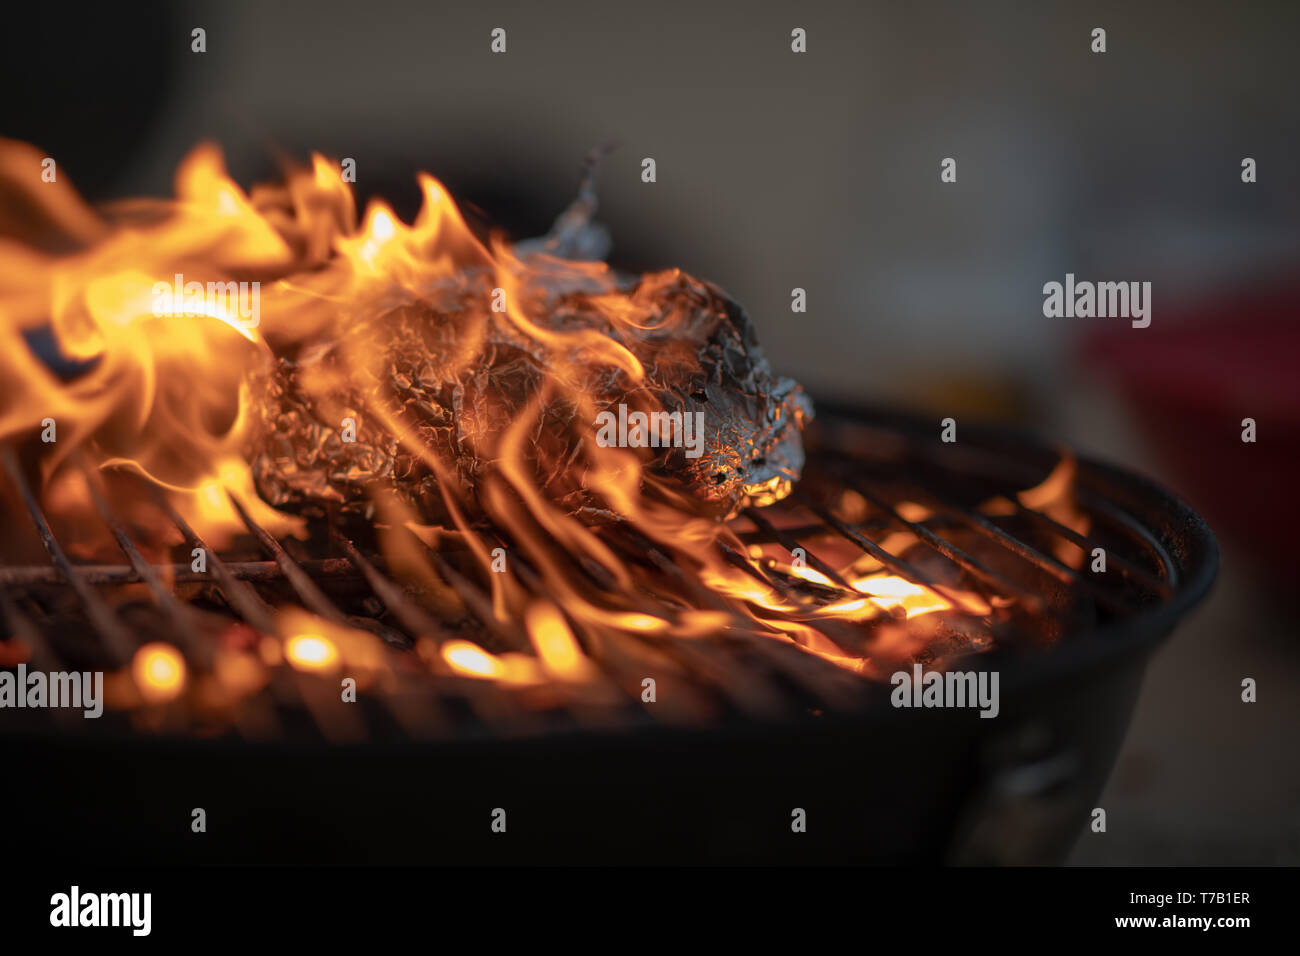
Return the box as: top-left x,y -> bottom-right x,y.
226,493 -> 348,625
0,558 -> 367,588
150,485 -> 277,634
328,527 -> 442,649
741,506 -> 852,589
0,591 -> 61,674
1,448 -> 136,665
80,460 -> 210,666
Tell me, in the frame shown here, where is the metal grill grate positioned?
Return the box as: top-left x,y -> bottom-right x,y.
0,410 -> 1182,741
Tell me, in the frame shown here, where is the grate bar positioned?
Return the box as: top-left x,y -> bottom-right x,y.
81,461 -> 209,665
422,546 -> 531,652
716,538 -> 834,602
0,592 -> 62,673
809,504 -> 1001,619
898,480 -> 1138,615
623,538 -> 873,709
1010,499 -> 1173,599
1,447 -> 136,664
741,507 -> 852,588
227,493 -> 348,625
329,528 -> 449,650
844,479 -> 1046,613
0,558 -> 367,588
152,486 -> 276,634
894,438 -> 1174,599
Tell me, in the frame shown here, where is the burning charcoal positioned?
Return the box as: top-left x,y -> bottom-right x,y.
245,267 -> 811,522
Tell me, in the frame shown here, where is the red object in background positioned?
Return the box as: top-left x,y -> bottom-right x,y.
1082,280 -> 1300,593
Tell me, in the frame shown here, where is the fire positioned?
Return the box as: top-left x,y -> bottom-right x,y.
525,601 -> 597,681
442,640 -> 543,685
0,136 -> 1088,718
850,576 -> 954,617
983,453 -> 1090,566
442,640 -> 506,679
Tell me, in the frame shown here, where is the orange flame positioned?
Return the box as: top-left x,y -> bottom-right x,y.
0,138 -> 1082,709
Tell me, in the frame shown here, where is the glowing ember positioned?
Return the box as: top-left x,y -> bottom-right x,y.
131,643 -> 186,702
442,640 -> 506,679
285,634 -> 340,673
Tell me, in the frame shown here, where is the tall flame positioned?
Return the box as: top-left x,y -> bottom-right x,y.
0,138 -> 1086,714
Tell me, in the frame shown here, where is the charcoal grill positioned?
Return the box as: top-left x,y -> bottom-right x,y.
0,403 -> 1217,864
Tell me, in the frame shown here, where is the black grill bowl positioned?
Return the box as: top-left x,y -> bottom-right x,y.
1,405 -> 1218,864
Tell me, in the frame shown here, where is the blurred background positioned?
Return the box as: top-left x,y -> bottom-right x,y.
2,0 -> 1296,863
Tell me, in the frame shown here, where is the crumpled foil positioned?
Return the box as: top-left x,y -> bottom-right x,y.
245,269 -> 812,522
